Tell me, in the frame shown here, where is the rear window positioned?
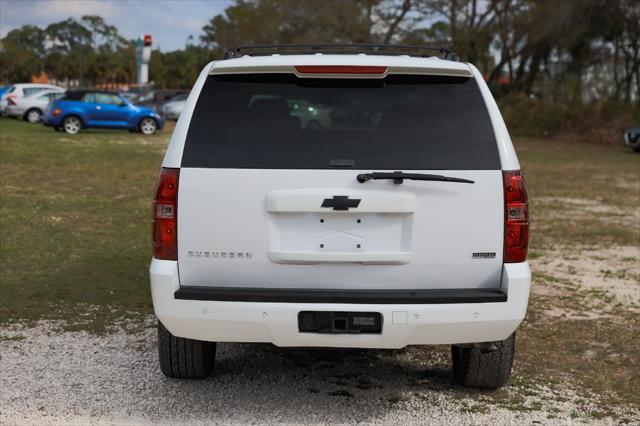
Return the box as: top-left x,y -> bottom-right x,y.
23,87 -> 45,96
183,74 -> 499,170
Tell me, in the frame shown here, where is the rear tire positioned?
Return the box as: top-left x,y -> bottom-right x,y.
158,321 -> 216,379
451,333 -> 515,389
25,108 -> 42,123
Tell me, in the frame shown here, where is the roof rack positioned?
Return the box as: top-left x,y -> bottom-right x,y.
223,43 -> 460,62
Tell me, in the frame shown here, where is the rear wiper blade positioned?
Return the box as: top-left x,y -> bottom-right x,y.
357,171 -> 474,184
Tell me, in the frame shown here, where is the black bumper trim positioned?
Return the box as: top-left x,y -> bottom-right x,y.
174,287 -> 507,304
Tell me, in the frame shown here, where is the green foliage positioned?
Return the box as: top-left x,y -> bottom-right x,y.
2,25 -> 47,57
500,93 -> 640,142
200,0 -> 376,47
0,47 -> 41,83
149,46 -> 214,89
46,18 -> 92,51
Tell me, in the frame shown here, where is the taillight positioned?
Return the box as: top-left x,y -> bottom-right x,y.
7,95 -> 17,106
152,168 -> 179,260
503,170 -> 529,263
52,108 -> 61,116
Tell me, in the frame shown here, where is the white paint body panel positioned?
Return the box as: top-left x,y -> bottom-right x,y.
151,258 -> 530,347
177,169 -> 504,289
152,54 -> 530,346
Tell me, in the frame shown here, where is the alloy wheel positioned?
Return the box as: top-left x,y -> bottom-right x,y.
26,109 -> 41,123
140,118 -> 157,135
63,117 -> 81,134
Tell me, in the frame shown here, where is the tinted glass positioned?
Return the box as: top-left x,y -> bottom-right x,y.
171,93 -> 188,101
63,91 -> 85,101
183,74 -> 500,170
95,93 -> 122,105
24,88 -> 45,96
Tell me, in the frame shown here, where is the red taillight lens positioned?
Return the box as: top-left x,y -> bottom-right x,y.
503,170 -> 529,262
7,96 -> 17,106
52,108 -> 61,116
153,168 -> 179,260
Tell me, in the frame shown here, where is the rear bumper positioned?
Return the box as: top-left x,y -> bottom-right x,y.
43,115 -> 61,126
4,106 -> 23,118
150,259 -> 530,348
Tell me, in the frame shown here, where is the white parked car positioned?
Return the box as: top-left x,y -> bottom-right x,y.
150,45 -> 531,389
4,89 -> 65,123
161,92 -> 189,120
0,83 -> 64,116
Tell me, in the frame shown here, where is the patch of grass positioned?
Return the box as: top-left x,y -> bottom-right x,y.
516,305 -> 640,409
517,138 -> 640,249
0,118 -> 167,332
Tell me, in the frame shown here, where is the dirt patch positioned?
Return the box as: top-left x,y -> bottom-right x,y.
535,197 -> 640,227
531,245 -> 640,308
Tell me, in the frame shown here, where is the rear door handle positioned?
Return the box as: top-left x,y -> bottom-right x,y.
96,106 -> 102,110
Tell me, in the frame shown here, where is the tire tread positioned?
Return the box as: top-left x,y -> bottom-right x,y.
158,321 -> 215,379
451,333 -> 515,389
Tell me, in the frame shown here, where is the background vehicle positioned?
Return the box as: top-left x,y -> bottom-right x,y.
43,90 -> 164,135
0,85 -> 11,99
150,45 -> 531,389
0,83 -> 64,116
0,85 -> 11,116
4,90 -> 65,123
121,92 -> 138,102
133,89 -> 187,113
287,99 -> 331,129
161,92 -> 189,120
623,125 -> 640,152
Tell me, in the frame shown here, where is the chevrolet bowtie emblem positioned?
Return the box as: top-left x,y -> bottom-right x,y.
321,195 -> 361,211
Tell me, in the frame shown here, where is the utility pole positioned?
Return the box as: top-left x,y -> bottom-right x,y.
79,47 -> 84,88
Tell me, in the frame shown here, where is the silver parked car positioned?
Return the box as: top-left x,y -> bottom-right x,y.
5,89 -> 66,123
0,83 -> 64,116
161,92 -> 188,120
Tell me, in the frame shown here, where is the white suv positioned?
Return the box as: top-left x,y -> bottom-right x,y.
150,45 -> 530,389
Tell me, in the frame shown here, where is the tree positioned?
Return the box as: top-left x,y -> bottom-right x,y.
200,0 -> 378,48
0,26 -> 45,82
1,25 -> 47,57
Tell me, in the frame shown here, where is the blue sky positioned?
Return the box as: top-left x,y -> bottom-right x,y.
0,0 -> 233,51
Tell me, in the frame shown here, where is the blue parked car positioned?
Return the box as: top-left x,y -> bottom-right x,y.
43,90 -> 164,135
0,85 -> 11,98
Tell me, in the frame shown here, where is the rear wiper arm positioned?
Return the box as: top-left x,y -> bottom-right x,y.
357,171 -> 474,184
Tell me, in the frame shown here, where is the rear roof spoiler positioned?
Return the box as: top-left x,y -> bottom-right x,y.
223,43 -> 460,62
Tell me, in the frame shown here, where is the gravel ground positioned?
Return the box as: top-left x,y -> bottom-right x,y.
1,318 -> 634,425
